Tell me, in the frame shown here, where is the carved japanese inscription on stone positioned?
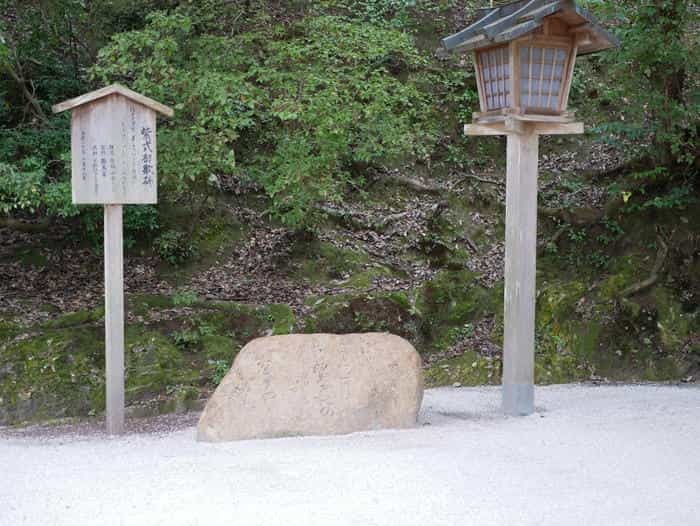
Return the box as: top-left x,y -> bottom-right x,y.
197,333 -> 424,442
70,94 -> 157,204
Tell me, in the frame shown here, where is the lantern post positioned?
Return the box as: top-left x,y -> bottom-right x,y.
442,0 -> 619,415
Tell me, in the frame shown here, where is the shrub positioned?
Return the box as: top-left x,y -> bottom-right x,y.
154,230 -> 197,265
0,158 -> 78,218
91,10 -> 436,229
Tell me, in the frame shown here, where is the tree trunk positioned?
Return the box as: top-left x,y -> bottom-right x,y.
650,0 -> 689,166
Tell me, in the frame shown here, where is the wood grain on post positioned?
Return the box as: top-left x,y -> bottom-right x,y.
464,118 -> 582,415
104,204 -> 125,434
502,126 -> 538,416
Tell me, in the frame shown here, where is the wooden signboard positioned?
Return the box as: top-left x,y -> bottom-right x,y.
70,94 -> 157,204
54,84 -> 173,434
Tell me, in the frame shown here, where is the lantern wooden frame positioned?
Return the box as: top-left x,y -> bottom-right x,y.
473,36 -> 578,118
442,0 -> 619,125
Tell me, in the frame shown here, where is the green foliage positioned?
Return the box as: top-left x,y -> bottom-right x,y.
0,127 -> 69,165
624,184 -> 695,212
547,221 -> 616,271
586,0 -> 698,167
171,316 -> 216,350
154,229 -> 198,265
0,0 -> 168,237
124,205 -> 160,238
445,322 -> 474,346
91,11 -> 435,228
91,12 -> 243,197
321,0 -> 418,28
567,227 -> 587,244
0,159 -> 46,215
172,329 -> 201,349
255,15 -> 433,224
0,135 -> 159,247
75,205 -> 160,250
596,219 -> 624,246
431,66 -> 479,126
2,0 -> 695,240
172,289 -> 199,307
0,158 -> 78,217
210,359 -> 230,385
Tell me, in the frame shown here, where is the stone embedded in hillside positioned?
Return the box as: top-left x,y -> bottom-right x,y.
197,333 -> 423,442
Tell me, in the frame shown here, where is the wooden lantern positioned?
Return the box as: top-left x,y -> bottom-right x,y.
441,1 -> 618,416
442,0 -> 619,124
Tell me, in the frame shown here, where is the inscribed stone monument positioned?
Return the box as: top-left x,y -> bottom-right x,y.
197,333 -> 424,442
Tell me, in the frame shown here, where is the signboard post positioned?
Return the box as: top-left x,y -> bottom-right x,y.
54,84 -> 173,434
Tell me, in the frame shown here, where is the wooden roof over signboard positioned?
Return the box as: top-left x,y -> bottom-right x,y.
52,84 -> 174,117
441,0 -> 619,55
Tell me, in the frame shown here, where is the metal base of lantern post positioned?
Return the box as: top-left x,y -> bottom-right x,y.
465,117 -> 584,417
502,383 -> 535,416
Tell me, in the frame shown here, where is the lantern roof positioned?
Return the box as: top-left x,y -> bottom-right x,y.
441,0 -> 619,55
52,84 -> 174,117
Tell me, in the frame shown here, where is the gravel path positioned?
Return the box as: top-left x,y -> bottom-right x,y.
2,384 -> 699,526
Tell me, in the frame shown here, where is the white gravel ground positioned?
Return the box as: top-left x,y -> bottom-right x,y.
1,384 -> 699,526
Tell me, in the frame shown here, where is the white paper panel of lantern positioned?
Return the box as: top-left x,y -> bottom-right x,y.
478,45 -> 511,111
519,45 -> 570,113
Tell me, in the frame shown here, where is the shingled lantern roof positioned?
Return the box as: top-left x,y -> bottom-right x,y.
441,0 -> 619,121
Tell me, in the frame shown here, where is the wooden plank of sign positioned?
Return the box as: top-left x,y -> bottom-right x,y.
70,94 -> 157,205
